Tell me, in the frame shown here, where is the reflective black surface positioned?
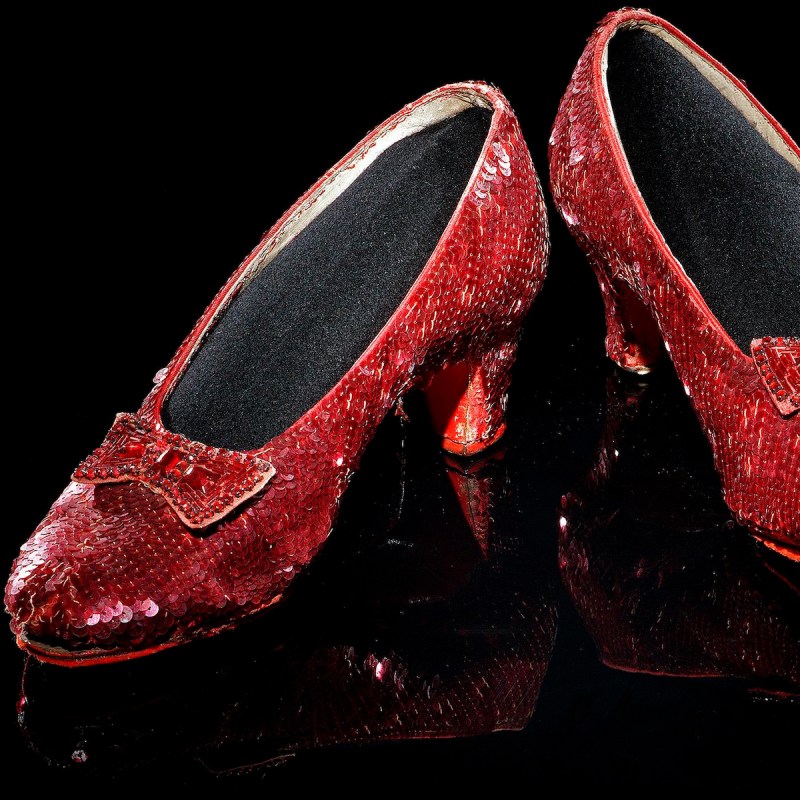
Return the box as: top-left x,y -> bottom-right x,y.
5,3 -> 798,786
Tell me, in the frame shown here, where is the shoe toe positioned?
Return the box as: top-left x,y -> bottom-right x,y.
5,481 -> 220,659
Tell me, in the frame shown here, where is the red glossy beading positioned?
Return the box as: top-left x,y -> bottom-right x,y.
72,413 -> 276,529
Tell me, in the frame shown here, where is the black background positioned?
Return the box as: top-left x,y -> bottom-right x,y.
4,3 -> 798,787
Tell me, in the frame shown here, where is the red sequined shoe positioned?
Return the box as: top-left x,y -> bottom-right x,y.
550,9 -> 800,553
6,82 -> 549,665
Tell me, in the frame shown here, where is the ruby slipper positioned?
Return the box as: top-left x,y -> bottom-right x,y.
550,9 -> 800,553
6,82 -> 549,665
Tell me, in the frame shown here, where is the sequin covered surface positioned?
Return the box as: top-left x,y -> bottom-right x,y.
549,9 -> 799,549
5,82 -> 549,663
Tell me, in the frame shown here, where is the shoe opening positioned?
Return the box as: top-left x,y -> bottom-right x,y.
164,100 -> 493,450
606,25 -> 800,351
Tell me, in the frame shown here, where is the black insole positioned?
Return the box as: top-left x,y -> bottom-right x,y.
164,106 -> 492,450
607,28 -> 800,350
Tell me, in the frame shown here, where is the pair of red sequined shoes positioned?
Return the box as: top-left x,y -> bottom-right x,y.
7,8 -> 798,665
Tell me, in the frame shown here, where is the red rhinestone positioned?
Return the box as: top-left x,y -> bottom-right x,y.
182,464 -> 214,496
122,441 -> 146,459
155,447 -> 183,474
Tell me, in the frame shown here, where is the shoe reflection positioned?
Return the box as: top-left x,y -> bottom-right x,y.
19,413 -> 556,774
559,371 -> 800,692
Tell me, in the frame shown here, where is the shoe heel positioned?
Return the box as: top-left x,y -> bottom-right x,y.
598,274 -> 663,375
424,338 -> 517,457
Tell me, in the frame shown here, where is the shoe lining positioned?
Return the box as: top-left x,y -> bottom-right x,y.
163,106 -> 493,450
606,26 -> 800,351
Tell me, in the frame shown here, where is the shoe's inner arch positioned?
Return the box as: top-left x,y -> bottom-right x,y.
606,26 -> 800,351
163,103 -> 493,450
